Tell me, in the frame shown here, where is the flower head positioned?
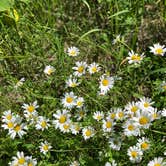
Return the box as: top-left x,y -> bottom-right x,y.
67,46 -> 79,57
149,43 -> 166,56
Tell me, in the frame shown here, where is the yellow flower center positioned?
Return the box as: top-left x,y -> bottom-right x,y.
43,145 -> 49,151
118,112 -> 124,118
41,121 -> 47,128
139,116 -> 149,125
85,130 -> 92,136
106,121 -> 112,128
141,142 -> 148,150
154,163 -> 161,166
128,124 -> 134,131
71,83 -> 77,87
6,114 -> 12,120
79,111 -> 84,117
92,67 -> 97,73
28,163 -> 33,166
7,121 -> 14,128
144,102 -> 149,108
47,68 -> 53,75
131,55 -> 141,61
14,125 -> 21,132
131,151 -> 137,158
77,101 -> 83,107
59,115 -> 66,123
162,85 -> 166,90
63,124 -> 70,130
102,79 -> 109,86
153,113 -> 157,119
131,106 -> 138,113
75,125 -> 80,131
70,50 -> 76,56
97,115 -> 102,120
155,48 -> 163,55
66,97 -> 73,103
27,105 -> 35,113
78,66 -> 84,73
18,157 -> 25,164
110,113 -> 116,119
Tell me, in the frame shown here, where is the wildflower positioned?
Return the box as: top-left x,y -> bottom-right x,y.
127,50 -> 144,64
71,123 -> 81,135
125,101 -> 139,117
53,110 -> 71,129
138,97 -> 154,112
24,110 -> 38,124
35,116 -> 50,131
39,141 -> 52,155
66,75 -> 80,88
82,126 -> 95,140
59,121 -> 71,133
147,157 -> 166,166
67,46 -> 79,57
75,108 -> 87,121
115,108 -> 126,121
99,75 -> 114,94
72,61 -> 87,77
88,62 -> 100,74
150,108 -> 161,121
149,43 -> 166,56
160,81 -> 166,92
25,156 -> 37,166
123,120 -> 140,137
102,118 -> 114,132
9,151 -> 26,166
107,110 -> 116,120
14,78 -> 25,89
93,111 -> 104,121
109,137 -> 121,151
69,161 -> 80,166
76,97 -> 84,108
22,101 -> 39,114
136,137 -> 150,151
62,92 -> 77,109
105,160 -> 117,166
44,65 -> 55,75
127,146 -> 143,163
2,110 -> 14,123
161,109 -> 166,117
133,110 -> 152,129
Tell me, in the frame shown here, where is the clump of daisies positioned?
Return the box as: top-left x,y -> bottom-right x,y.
9,151 -> 37,166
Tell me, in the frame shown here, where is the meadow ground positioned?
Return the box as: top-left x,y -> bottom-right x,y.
0,0 -> 166,165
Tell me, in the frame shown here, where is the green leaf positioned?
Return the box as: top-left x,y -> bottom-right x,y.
0,0 -> 14,12
108,10 -> 129,19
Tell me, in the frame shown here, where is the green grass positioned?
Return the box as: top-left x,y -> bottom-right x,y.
0,0 -> 166,165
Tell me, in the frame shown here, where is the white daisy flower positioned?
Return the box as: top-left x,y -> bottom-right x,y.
72,61 -> 87,77
2,110 -> 15,123
25,156 -> 37,166
136,137 -> 150,151
160,81 -> 166,91
127,146 -> 143,163
39,141 -> 52,155
14,78 -> 25,89
88,62 -> 101,74
125,101 -> 140,117
76,97 -> 84,108
107,110 -> 116,120
24,110 -> 38,125
67,46 -> 79,57
61,92 -> 77,109
149,43 -> 166,56
44,65 -> 55,75
22,101 -> 39,114
99,75 -> 114,94
75,108 -> 87,121
127,50 -> 144,64
53,110 -> 71,129
35,116 -> 50,131
9,151 -> 27,166
161,109 -> 166,117
115,108 -> 126,121
82,126 -> 95,140
66,75 -> 80,88
105,160 -> 117,166
8,121 -> 28,139
109,137 -> 121,151
123,120 -> 140,137
150,108 -> 161,121
102,118 -> 114,132
59,121 -> 71,133
147,157 -> 166,166
93,111 -> 104,121
138,97 -> 154,112
71,123 -> 81,135
70,161 -> 80,166
133,110 -> 153,129
2,118 -> 15,131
